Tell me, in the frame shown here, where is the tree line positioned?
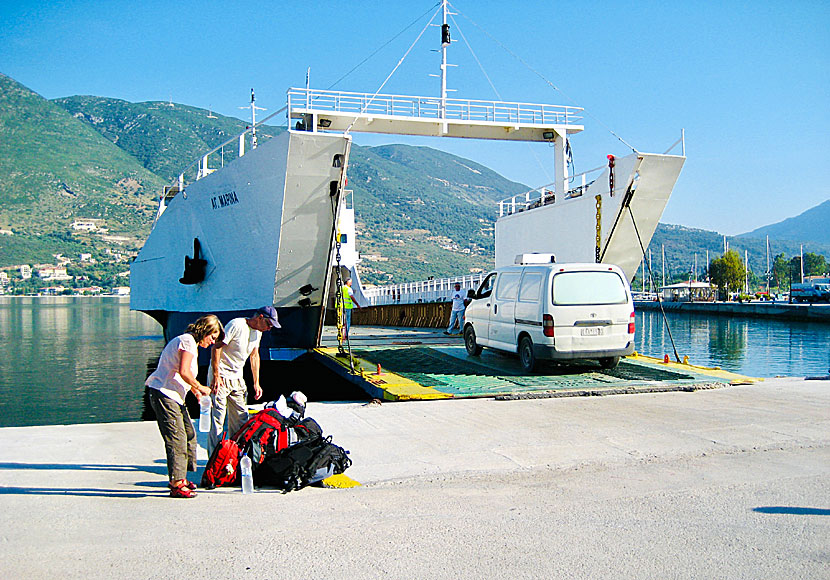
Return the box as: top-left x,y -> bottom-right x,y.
708,250 -> 828,297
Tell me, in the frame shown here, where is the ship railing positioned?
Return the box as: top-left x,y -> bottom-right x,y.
287,88 -> 583,127
362,273 -> 488,306
151,103 -> 289,226
497,164 -> 606,218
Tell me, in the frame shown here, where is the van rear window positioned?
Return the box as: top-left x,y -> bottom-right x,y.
551,271 -> 628,305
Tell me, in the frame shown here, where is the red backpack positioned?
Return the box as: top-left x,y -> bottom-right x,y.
200,436 -> 241,489
231,409 -> 291,465
200,409 -> 295,489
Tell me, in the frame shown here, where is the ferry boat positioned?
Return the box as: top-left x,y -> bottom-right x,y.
130,0 -> 684,350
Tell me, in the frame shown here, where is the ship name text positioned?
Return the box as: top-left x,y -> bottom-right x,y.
211,190 -> 239,210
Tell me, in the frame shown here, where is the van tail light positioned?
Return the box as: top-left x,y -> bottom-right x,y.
628,312 -> 636,335
543,314 -> 555,337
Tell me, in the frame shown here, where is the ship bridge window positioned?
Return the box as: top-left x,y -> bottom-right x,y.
333,154 -> 344,168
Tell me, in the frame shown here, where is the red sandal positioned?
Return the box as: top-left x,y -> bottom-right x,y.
168,480 -> 197,491
169,482 -> 197,498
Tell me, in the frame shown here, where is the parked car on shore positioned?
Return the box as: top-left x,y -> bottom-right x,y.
790,283 -> 830,303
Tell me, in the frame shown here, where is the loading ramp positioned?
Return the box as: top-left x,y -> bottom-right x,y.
314,326 -> 757,401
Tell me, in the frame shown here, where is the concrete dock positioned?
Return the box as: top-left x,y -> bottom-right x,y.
1,376 -> 828,578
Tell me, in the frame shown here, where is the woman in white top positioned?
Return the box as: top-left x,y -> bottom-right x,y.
146,314 -> 223,498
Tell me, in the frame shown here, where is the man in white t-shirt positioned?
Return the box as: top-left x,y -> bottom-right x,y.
207,306 -> 280,455
444,282 -> 467,335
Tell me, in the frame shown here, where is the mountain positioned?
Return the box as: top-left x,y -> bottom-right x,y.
0,74 -> 165,264
646,223 -> 830,285
738,200 -> 830,245
54,96 -> 282,182
347,144 -> 526,281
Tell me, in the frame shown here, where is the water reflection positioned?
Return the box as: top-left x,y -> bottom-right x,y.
635,310 -> 830,377
0,297 -> 164,428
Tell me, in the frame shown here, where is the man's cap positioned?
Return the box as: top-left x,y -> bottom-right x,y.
454,282 -> 461,287
256,306 -> 281,329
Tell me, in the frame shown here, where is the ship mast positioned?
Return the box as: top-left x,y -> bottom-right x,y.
440,0 -> 450,120
240,89 -> 266,150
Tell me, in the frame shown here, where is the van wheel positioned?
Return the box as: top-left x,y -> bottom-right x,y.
464,325 -> 482,356
519,336 -> 536,373
599,356 -> 620,369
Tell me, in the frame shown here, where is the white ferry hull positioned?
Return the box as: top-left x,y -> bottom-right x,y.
130,130 -> 351,347
495,152 -> 685,281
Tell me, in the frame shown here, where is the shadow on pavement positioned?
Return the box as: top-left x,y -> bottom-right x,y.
753,506 -> 830,516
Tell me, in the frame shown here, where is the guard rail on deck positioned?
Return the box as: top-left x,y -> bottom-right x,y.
362,273 -> 486,306
287,88 -> 583,127
497,167 -> 603,218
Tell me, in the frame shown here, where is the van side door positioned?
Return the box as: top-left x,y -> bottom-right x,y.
467,272 -> 497,346
489,271 -> 521,351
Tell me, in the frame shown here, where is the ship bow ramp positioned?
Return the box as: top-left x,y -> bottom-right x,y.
131,131 -> 352,346
495,152 -> 684,280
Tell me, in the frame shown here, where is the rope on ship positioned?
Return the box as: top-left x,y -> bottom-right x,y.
627,206 -> 682,363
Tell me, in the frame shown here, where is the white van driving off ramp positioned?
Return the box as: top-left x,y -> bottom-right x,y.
463,256 -> 636,373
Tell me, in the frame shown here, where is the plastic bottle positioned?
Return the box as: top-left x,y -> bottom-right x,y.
240,455 -> 254,494
198,396 -> 211,433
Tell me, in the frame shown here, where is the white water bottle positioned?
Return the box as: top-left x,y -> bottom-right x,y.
240,455 -> 254,494
198,396 -> 211,433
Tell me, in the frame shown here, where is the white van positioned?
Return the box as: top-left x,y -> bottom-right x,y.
463,256 -> 635,372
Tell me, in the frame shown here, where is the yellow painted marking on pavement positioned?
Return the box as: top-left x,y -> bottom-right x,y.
628,352 -> 763,384
314,348 -> 452,401
320,473 -> 362,488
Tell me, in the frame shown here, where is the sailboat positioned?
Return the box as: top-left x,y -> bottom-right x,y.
130,0 -> 684,351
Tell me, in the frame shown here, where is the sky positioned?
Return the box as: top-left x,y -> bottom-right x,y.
1,0 -> 828,235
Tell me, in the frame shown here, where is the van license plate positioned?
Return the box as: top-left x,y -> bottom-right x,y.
580,327 -> 603,336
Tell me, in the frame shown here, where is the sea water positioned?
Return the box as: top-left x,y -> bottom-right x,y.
0,297 -> 828,427
0,296 -> 164,427
634,309 -> 830,377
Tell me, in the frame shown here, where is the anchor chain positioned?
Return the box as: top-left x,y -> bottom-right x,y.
330,193 -> 355,372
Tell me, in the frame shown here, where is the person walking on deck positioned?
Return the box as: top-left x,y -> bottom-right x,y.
445,282 -> 466,335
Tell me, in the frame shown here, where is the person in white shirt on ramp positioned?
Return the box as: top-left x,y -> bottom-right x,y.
207,306 -> 280,455
444,282 -> 467,335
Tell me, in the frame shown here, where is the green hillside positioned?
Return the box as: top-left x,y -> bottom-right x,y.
55,96 -> 282,182
348,144 -> 527,282
0,74 -> 163,262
